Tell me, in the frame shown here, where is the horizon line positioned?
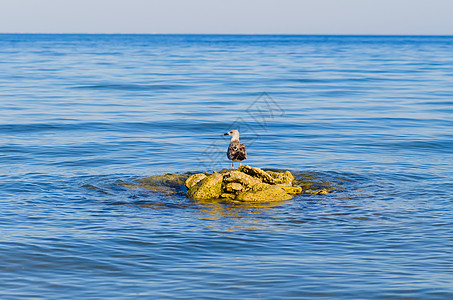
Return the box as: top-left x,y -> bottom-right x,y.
1,32 -> 453,37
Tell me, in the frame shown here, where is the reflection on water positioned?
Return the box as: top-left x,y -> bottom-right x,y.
195,198 -> 290,229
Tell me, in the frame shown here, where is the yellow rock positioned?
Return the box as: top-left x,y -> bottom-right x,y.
238,165 -> 274,183
318,189 -> 328,195
278,185 -> 303,194
186,173 -> 224,200
266,170 -> 295,186
304,188 -> 330,195
224,182 -> 244,193
236,184 -> 293,202
250,182 -> 271,191
223,170 -> 261,189
185,173 -> 207,189
220,193 -> 236,199
239,165 -> 295,186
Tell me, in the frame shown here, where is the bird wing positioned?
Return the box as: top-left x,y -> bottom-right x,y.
227,142 -> 247,161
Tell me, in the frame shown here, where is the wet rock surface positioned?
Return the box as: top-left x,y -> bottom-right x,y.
186,173 -> 224,200
185,165 -> 316,202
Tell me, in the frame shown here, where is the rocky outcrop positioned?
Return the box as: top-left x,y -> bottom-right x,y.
122,165 -> 333,202
185,165 -> 303,202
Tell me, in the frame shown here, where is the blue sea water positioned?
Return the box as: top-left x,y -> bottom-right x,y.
1,34 -> 453,299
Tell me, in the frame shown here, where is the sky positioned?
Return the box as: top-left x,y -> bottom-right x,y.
1,0 -> 453,35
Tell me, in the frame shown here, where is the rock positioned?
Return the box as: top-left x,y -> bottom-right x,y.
304,188 -> 330,195
238,165 -> 294,186
224,182 -> 244,193
122,183 -> 176,195
318,189 -> 328,195
185,173 -> 207,189
236,184 -> 293,202
138,173 -> 190,186
220,193 -> 236,199
223,170 -> 261,189
185,165 -> 304,202
250,182 -> 272,191
268,170 -> 295,186
278,185 -> 303,194
123,173 -> 192,195
238,165 -> 275,183
304,188 -> 333,195
186,173 -> 224,200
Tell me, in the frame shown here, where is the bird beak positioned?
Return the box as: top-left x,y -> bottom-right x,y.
224,133 -> 229,136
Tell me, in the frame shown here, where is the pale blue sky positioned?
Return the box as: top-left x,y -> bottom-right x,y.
1,0 -> 453,35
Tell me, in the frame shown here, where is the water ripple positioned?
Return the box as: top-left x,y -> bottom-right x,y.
1,34 -> 453,299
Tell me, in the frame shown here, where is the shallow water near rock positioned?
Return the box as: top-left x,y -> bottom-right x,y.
1,34 -> 453,298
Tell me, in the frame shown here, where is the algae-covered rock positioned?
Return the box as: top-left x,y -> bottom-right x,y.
278,185 -> 303,195
224,182 -> 244,193
304,188 -> 330,195
185,165 -> 303,202
123,173 -> 192,195
138,173 -> 190,185
185,173 -> 207,189
186,173 -> 224,200
238,165 -> 275,183
236,184 -> 293,202
238,165 -> 294,186
250,182 -> 272,191
223,170 -> 261,189
268,170 -> 295,186
220,193 -> 236,199
121,183 -> 176,195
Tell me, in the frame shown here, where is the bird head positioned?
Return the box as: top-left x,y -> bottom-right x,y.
224,130 -> 240,141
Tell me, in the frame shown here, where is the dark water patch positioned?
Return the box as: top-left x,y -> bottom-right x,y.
0,120 -> 227,135
355,138 -> 453,153
72,83 -> 190,91
419,100 -> 453,106
0,122 -> 113,134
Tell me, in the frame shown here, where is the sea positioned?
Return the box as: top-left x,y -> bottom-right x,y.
1,34 -> 453,299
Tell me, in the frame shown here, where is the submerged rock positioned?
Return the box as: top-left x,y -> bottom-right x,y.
122,183 -> 178,196
138,173 -> 190,186
122,172 -> 192,195
278,185 -> 303,195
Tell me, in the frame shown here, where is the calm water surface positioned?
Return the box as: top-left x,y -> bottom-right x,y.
1,34 -> 453,299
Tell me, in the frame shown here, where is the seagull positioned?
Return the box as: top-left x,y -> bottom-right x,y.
224,130 -> 247,168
